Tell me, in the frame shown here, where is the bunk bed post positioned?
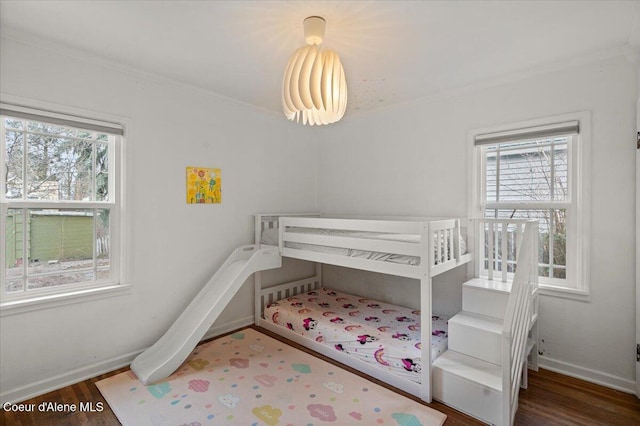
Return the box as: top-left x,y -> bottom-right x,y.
315,262 -> 322,288
488,221 -> 495,280
254,214 -> 263,326
254,214 -> 262,247
467,218 -> 479,279
420,222 -> 433,402
454,219 -> 461,262
255,271 -> 262,326
278,217 -> 285,254
478,218 -> 485,278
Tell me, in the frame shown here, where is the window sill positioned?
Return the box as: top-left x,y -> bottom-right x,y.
538,283 -> 590,302
0,283 -> 133,317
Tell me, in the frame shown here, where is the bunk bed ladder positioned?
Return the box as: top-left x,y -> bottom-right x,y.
433,219 -> 538,425
502,221 -> 538,425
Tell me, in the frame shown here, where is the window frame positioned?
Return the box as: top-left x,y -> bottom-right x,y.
0,97 -> 130,315
469,112 -> 591,300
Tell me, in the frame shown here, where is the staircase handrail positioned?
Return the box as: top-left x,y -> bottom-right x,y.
501,220 -> 539,425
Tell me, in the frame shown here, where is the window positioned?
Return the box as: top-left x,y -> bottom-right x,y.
471,114 -> 590,296
1,104 -> 124,305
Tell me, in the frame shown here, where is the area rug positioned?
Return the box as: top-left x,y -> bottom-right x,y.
97,327 -> 446,426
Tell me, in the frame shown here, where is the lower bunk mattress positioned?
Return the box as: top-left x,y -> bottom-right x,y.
263,287 -> 448,384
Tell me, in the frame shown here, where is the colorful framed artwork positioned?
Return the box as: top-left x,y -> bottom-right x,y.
186,167 -> 221,204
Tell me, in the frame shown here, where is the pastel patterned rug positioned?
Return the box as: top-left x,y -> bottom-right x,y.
97,327 -> 446,426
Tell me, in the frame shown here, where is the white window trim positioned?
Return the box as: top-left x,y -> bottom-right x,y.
0,283 -> 133,317
0,94 -> 131,315
468,111 -> 591,301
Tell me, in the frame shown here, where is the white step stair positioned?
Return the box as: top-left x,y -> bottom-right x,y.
433,219 -> 540,425
433,350 -> 503,425
462,277 -> 510,319
448,311 -> 503,365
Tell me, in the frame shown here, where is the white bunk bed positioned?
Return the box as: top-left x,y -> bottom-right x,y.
253,213 -> 472,403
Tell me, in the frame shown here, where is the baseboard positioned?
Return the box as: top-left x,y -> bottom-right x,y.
539,356 -> 636,394
0,350 -> 140,405
0,315 -> 255,404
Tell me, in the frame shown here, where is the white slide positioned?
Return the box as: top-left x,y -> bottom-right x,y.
131,244 -> 281,385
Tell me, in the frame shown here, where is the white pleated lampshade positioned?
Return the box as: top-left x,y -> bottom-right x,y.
282,18 -> 347,126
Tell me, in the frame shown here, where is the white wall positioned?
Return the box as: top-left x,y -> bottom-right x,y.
0,35 -> 318,401
317,54 -> 638,391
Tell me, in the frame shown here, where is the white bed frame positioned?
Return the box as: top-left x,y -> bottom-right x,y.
253,213 -> 472,402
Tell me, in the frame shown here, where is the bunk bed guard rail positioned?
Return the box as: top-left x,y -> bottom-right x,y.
271,215 -> 465,277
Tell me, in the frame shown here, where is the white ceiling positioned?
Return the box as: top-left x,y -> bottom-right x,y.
1,1 -> 639,118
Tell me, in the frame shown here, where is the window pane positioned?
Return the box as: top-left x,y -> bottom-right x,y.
26,209 -> 94,277
5,118 -> 23,130
27,120 -> 75,138
27,134 -> 93,200
553,141 -> 568,201
76,130 -> 94,140
553,268 -> 566,279
538,266 -> 549,277
96,142 -> 109,201
485,147 -> 497,202
96,209 -> 110,268
6,280 -> 24,293
97,268 -> 110,281
4,208 -> 111,291
4,130 -> 24,199
498,141 -> 552,201
552,208 -> 567,266
486,137 -> 569,203
5,209 -> 24,292
28,271 -> 95,290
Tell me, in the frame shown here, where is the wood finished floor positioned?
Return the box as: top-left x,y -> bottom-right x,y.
3,325 -> 640,426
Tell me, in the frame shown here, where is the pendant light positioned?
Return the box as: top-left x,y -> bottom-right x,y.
282,16 -> 347,126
